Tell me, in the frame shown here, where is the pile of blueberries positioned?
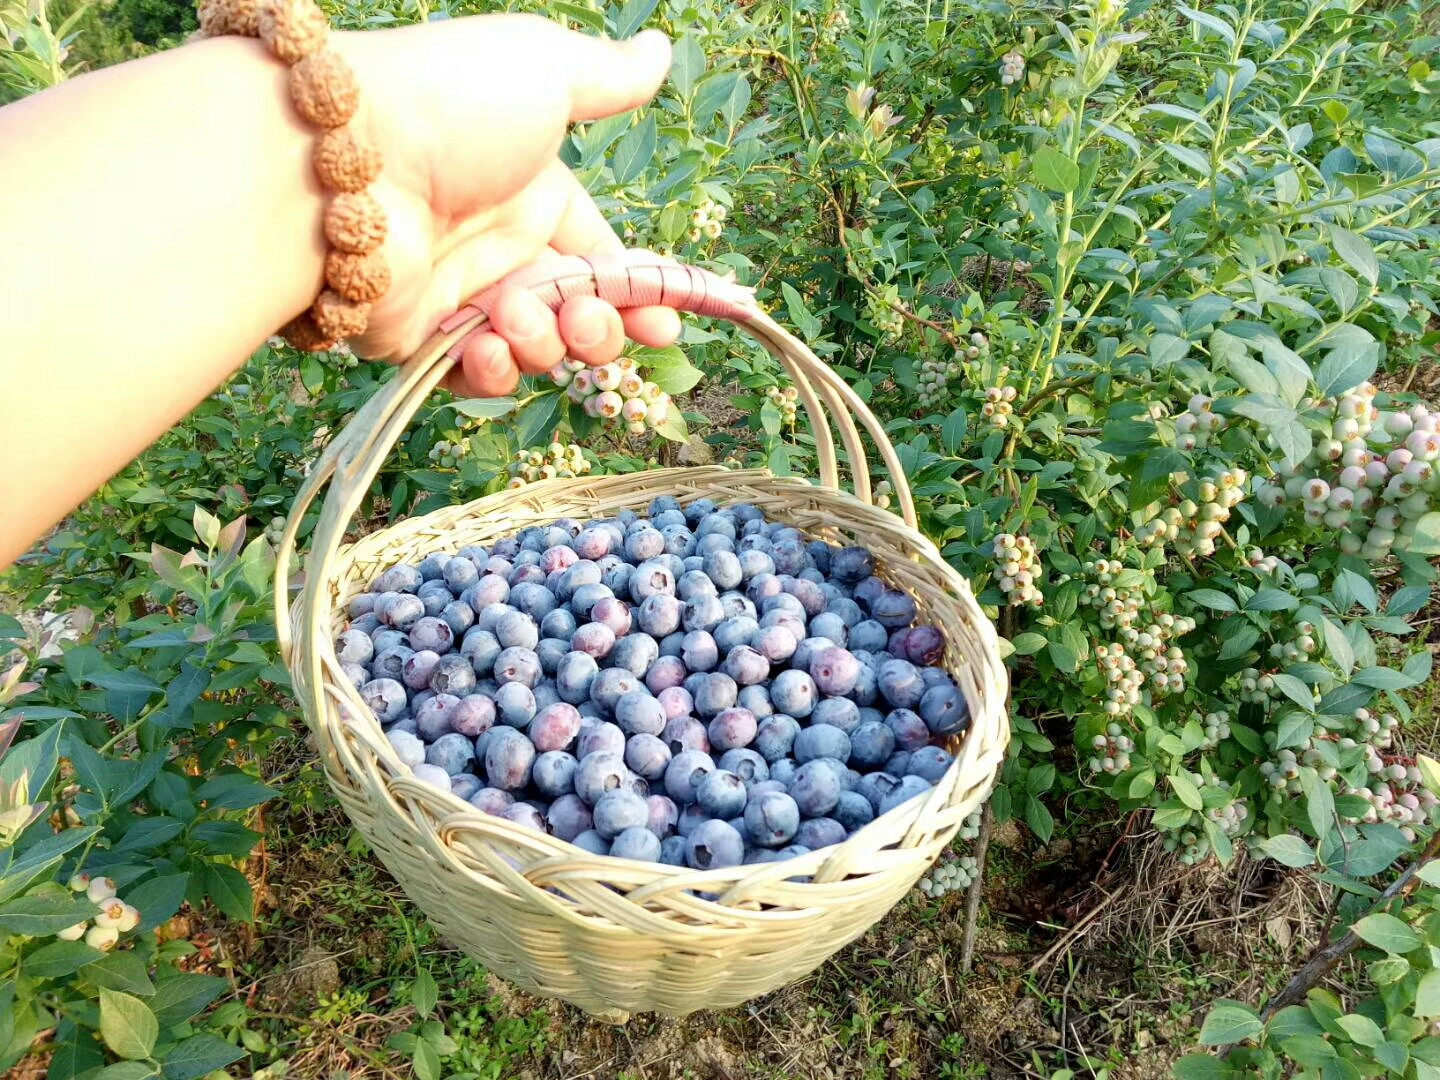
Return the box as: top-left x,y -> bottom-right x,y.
338,496 -> 971,872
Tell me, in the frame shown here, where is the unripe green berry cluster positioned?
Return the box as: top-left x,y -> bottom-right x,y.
958,811 -> 982,841
1120,613 -> 1195,696
992,532 -> 1043,607
1268,618 -> 1318,665
915,354 -> 962,410
919,854 -> 978,896
819,5 -> 849,44
507,442 -> 592,488
866,285 -> 905,340
873,479 -> 894,511
428,438 -> 471,469
265,515 -> 287,547
1197,709 -> 1231,749
553,357 -> 673,436
687,199 -> 726,244
1080,560 -> 1145,630
1088,722 -> 1135,775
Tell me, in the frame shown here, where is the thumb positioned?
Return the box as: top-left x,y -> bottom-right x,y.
560,28 -> 672,123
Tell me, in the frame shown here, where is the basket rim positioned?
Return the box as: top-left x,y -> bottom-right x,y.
297,465 -> 1010,894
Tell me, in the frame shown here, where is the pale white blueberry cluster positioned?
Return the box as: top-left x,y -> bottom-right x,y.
265,515 -> 288,547
981,384 -> 1018,430
429,438 -> 471,470
1253,384 -> 1438,561
766,384 -> 799,426
1198,709 -> 1231,749
1096,642 -> 1143,717
992,533 -> 1043,608
57,874 -> 141,951
507,442 -> 593,489
1088,722 -> 1134,775
998,49 -> 1025,86
866,285 -> 905,340
1173,393 -> 1228,451
1267,618 -> 1318,666
551,357 -> 674,436
1137,468 -> 1247,558
1080,559 -> 1142,630
687,199 -> 727,244
1120,612 -> 1195,696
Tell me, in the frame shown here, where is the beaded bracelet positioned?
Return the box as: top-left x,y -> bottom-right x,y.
195,0 -> 390,351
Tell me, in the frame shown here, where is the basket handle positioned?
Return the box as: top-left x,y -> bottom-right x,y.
275,251 -> 916,666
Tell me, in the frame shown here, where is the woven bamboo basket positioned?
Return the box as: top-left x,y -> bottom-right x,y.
275,252 -> 1010,1021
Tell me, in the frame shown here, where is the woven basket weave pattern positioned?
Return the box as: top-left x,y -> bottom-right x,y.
277,254 -> 1009,1020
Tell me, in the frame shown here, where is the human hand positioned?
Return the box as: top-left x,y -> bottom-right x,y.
336,15 -> 682,395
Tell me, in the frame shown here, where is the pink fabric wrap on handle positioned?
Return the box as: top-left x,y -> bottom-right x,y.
437,251 -> 759,358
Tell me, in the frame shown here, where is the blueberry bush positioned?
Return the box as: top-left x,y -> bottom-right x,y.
3,0 -> 1440,1073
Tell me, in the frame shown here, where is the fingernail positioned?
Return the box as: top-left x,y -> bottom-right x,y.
510,297 -> 545,340
571,319 -> 607,349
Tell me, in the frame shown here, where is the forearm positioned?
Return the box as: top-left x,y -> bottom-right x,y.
0,36 -> 324,567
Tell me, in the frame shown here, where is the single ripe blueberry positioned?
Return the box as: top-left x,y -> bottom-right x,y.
849,619 -> 889,654
376,564 -> 424,594
877,774 -> 933,815
468,786 -> 513,816
414,693 -> 462,740
794,723 -> 851,764
402,649 -> 442,691
611,633 -> 660,678
461,629 -> 501,676
768,758 -> 798,787
707,706 -> 756,751
794,817 -> 847,850
907,745 -> 955,783
591,596 -> 632,638
431,653 -> 478,696
664,750 -> 717,804
494,681 -> 537,728
736,684 -> 774,719
495,610 -> 540,651
484,727 -> 535,790
919,682 -> 971,736
625,733 -> 672,780
770,669 -> 817,717
659,835 -> 688,866
529,702 -> 583,752
884,751 -> 912,777
683,594 -> 726,633
571,622 -> 617,659
663,716 -> 709,756
702,551 -> 743,590
372,645 -> 415,681
680,631 -> 719,673
754,715 -> 800,762
811,697 -> 861,734
386,728 -> 425,768
614,690 -> 667,736
645,794 -> 679,837
685,819 -> 745,869
696,770 -> 748,819
886,708 -> 931,752
555,650 -> 599,705
547,795 -> 594,841
900,625 -> 947,666
540,607 -> 578,641
717,748 -> 769,784
336,629 -> 374,665
361,678 -> 407,723
810,646 -> 861,696
808,612 -> 849,647
714,616 -> 760,655
833,791 -> 875,832
789,760 -> 843,817
412,764 -> 453,791
849,720 -> 897,770
744,790 -> 801,847
576,721 -> 626,760
657,686 -> 696,723
572,830 -> 610,856
871,589 -> 918,630
536,638 -> 569,678
592,789 -> 650,839
629,560 -> 676,602
721,645 -> 770,687
636,594 -> 684,637
590,667 -> 641,715
574,752 -> 628,806
426,732 -> 475,776
609,826 -> 662,862
694,673 -> 739,718
877,658 -> 925,709
450,694 -> 495,738
532,751 -> 579,798
751,624 -> 798,664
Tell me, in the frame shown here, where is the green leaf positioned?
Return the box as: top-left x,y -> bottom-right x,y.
1187,589 -> 1237,612
779,282 -> 822,341
0,893 -> 96,936
512,392 -> 562,449
1047,641 -> 1078,673
450,397 -> 516,421
1331,227 -> 1378,287
1172,1054 -> 1228,1080
413,968 -> 438,1020
1320,617 -> 1354,677
610,111 -> 657,185
1198,1002 -> 1262,1045
1270,673 -> 1315,713
613,0 -> 659,37
85,669 -> 163,695
1411,513 -> 1440,557
1257,834 -> 1315,868
1009,632 -> 1047,656
1334,1013 -> 1383,1047
1300,768 -> 1335,843
204,864 -> 254,923
1024,796 -> 1054,843
22,940 -> 105,979
414,1037 -> 442,1080
1170,772 -> 1204,811
94,1062 -> 159,1080
1416,970 -> 1440,1018
941,409 -> 967,455
161,1034 -> 245,1080
0,722 -> 64,803
1353,913 -> 1421,955
83,952 -> 156,996
124,874 -> 189,933
1282,1034 -> 1337,1066
1374,1042 -> 1409,1075
641,346 -> 704,395
1032,147 -> 1079,193
47,1026 -> 105,1080
149,974 -> 227,1029
99,990 -> 158,1060
1315,339 -> 1377,398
